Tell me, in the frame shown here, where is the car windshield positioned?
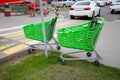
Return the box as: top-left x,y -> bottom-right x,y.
75,2 -> 90,6
77,0 -> 84,1
35,2 -> 40,4
94,0 -> 105,1
116,0 -> 120,2
22,2 -> 31,4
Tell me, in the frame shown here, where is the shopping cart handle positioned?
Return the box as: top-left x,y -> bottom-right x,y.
90,17 -> 102,28
91,18 -> 100,28
51,16 -> 58,27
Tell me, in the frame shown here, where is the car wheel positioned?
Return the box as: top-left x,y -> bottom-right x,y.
70,16 -> 74,19
111,9 -> 115,14
63,4 -> 66,7
51,4 -> 54,7
29,7 -> 34,10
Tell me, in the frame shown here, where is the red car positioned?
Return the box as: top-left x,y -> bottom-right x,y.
20,1 -> 40,11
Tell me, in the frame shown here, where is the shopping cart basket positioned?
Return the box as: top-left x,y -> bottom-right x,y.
23,16 -> 59,53
57,17 -> 104,66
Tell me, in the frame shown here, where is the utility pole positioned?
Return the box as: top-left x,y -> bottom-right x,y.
39,0 -> 48,57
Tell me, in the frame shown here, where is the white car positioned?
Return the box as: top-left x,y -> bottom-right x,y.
69,1 -> 101,19
110,0 -> 120,13
93,0 -> 107,7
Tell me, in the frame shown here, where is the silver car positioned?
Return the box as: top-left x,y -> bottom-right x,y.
51,0 -> 74,7
93,0 -> 107,7
110,0 -> 120,13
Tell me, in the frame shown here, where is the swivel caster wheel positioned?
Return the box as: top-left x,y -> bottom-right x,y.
87,52 -> 92,57
51,51 -> 56,54
58,57 -> 62,62
28,49 -> 35,54
62,60 -> 66,65
94,60 -> 100,66
57,46 -> 61,50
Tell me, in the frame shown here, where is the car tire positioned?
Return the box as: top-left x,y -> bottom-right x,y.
63,4 -> 66,7
51,4 -> 54,7
111,9 -> 115,14
29,7 -> 34,10
70,16 -> 74,19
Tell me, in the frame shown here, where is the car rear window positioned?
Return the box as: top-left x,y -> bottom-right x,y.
116,0 -> 120,2
75,2 -> 90,6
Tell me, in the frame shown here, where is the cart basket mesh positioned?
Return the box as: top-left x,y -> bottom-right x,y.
23,16 -> 58,42
57,17 -> 104,51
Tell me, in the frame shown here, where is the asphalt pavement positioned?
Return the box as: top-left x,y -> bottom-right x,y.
0,11 -> 120,68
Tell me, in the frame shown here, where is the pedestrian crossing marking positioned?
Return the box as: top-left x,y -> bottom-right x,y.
0,39 -> 8,42
56,20 -> 81,27
3,44 -> 28,54
0,42 -> 17,50
18,39 -> 31,43
4,32 -> 24,38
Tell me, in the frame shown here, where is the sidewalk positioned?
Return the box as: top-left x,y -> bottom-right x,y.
98,20 -> 120,68
0,11 -> 58,29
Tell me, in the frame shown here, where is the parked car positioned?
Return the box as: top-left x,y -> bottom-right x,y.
51,0 -> 75,7
69,1 -> 101,19
105,0 -> 112,4
20,1 -> 40,11
93,0 -> 107,7
110,0 -> 120,13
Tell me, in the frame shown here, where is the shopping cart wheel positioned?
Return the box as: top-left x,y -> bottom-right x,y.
57,46 -> 61,50
51,51 -> 56,54
62,60 -> 66,65
87,52 -> 92,57
58,57 -> 62,62
28,49 -> 34,54
94,60 -> 100,66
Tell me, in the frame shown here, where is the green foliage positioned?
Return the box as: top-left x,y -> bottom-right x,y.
50,7 -> 69,11
0,52 -> 120,80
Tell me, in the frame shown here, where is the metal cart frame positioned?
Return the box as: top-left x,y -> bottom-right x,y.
57,17 -> 104,66
23,16 -> 60,54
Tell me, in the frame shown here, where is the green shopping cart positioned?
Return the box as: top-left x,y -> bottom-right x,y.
23,16 -> 59,53
57,17 -> 104,66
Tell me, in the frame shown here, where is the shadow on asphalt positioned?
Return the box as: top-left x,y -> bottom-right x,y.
74,17 -> 91,20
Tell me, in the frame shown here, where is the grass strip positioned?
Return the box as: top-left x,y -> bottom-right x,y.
0,52 -> 120,80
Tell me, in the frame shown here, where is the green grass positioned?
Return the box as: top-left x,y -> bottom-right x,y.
49,7 -> 69,11
0,52 -> 120,80
57,7 -> 69,11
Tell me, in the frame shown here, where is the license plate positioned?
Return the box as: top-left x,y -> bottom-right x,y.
76,10 -> 82,11
75,8 -> 83,11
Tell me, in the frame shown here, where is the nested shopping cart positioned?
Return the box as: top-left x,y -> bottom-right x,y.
57,17 -> 104,66
23,16 -> 60,53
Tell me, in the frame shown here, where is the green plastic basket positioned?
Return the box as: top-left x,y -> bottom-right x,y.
57,17 -> 104,51
23,16 -> 58,42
